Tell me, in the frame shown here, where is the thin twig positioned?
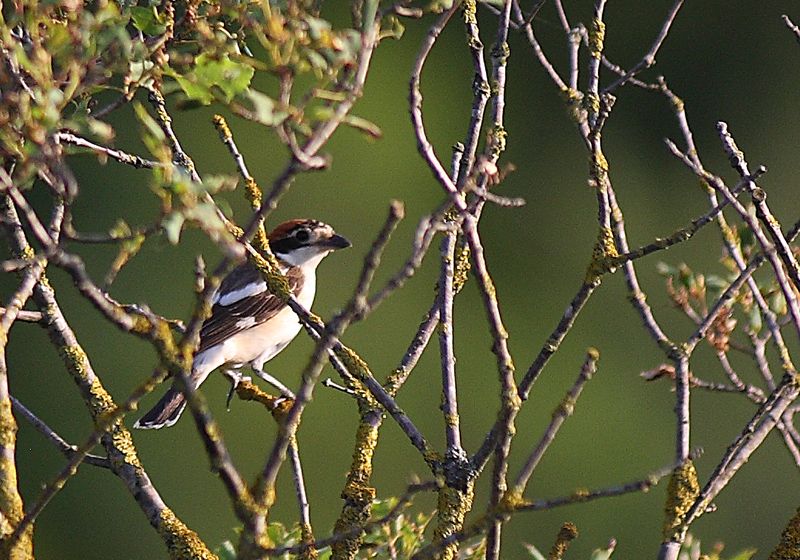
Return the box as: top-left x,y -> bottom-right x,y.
287,438 -> 314,554
11,397 -> 110,468
364,213 -> 445,313
0,307 -> 42,322
602,0 -> 684,94
54,131 -> 161,169
512,349 -> 599,493
439,224 -> 463,457
783,14 -> 800,45
511,0 -> 567,90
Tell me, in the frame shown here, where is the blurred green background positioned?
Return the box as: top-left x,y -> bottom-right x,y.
5,1 -> 800,558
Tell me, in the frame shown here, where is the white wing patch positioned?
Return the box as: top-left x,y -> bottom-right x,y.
215,281 -> 267,306
235,317 -> 257,329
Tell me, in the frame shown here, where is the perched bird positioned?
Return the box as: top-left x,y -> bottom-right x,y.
134,219 -> 350,429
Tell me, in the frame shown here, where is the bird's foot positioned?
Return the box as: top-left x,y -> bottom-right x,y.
252,367 -> 296,400
223,369 -> 251,411
322,378 -> 357,396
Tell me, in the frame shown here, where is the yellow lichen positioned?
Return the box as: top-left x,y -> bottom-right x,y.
158,508 -> 218,560
443,412 -> 460,427
0,456 -> 24,524
432,479 -> 476,560
490,125 -> 507,156
491,41 -> 510,66
331,419 -> 380,560
109,426 -> 143,469
597,226 -> 618,258
299,522 -> 318,560
588,17 -> 606,58
499,488 -> 527,512
212,114 -> 232,140
768,506 -> 800,560
572,487 -> 591,500
548,522 -> 579,560
60,345 -> 119,419
0,399 -> 17,448
584,92 -> 601,117
590,149 -> 609,177
453,242 -> 471,294
234,378 -> 281,411
334,346 -> 370,381
251,253 -> 292,301
463,0 -> 477,26
662,460 -> 700,541
585,227 -> 618,282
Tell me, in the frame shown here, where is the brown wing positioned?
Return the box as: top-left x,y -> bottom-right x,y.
198,264 -> 303,353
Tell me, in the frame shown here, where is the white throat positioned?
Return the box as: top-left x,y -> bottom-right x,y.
277,246 -> 331,268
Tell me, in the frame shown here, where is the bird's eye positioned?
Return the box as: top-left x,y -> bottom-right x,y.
294,228 -> 310,243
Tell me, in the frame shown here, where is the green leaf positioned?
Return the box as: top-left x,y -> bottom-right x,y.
109,219 -> 132,239
213,540 -> 237,560
245,90 -> 288,126
306,16 -> 332,40
738,224 -> 757,258
200,174 -> 239,195
589,547 -> 615,560
130,6 -> 167,36
86,118 -> 115,142
129,58 -> 155,85
746,303 -> 762,333
166,54 -> 255,105
132,102 -> 168,161
161,212 -> 185,244
304,49 -> 329,73
380,15 -> 406,40
166,69 -> 213,104
194,53 -> 255,102
370,497 -> 398,519
770,291 -> 787,316
343,114 -> 383,139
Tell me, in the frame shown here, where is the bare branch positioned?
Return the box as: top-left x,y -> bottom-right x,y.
783,14 -> 800,44
602,0 -> 684,94
11,397 -> 110,468
512,349 -> 599,493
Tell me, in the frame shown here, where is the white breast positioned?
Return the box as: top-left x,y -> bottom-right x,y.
192,265 -> 318,382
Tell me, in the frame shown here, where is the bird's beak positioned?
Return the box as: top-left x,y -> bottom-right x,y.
324,233 -> 351,250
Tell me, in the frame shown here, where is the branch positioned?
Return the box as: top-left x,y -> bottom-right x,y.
54,131 -> 161,169
412,457 -> 685,560
11,397 -> 109,468
783,14 -> 800,45
512,349 -> 599,493
602,0 -> 684,94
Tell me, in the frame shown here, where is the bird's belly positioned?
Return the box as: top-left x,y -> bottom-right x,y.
221,307 -> 303,367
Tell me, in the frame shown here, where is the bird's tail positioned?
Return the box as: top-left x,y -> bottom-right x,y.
133,388 -> 187,430
133,351 -> 221,430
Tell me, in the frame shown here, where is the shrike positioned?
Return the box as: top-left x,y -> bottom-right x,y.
134,219 -> 350,429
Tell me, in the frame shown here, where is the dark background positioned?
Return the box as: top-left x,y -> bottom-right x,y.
5,1 -> 800,558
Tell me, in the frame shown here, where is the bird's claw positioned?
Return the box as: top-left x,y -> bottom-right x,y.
223,370 -> 250,411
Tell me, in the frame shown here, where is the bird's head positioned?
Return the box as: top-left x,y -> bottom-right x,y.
268,219 -> 350,268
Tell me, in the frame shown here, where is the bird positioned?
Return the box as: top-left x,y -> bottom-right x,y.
134,219 -> 350,429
